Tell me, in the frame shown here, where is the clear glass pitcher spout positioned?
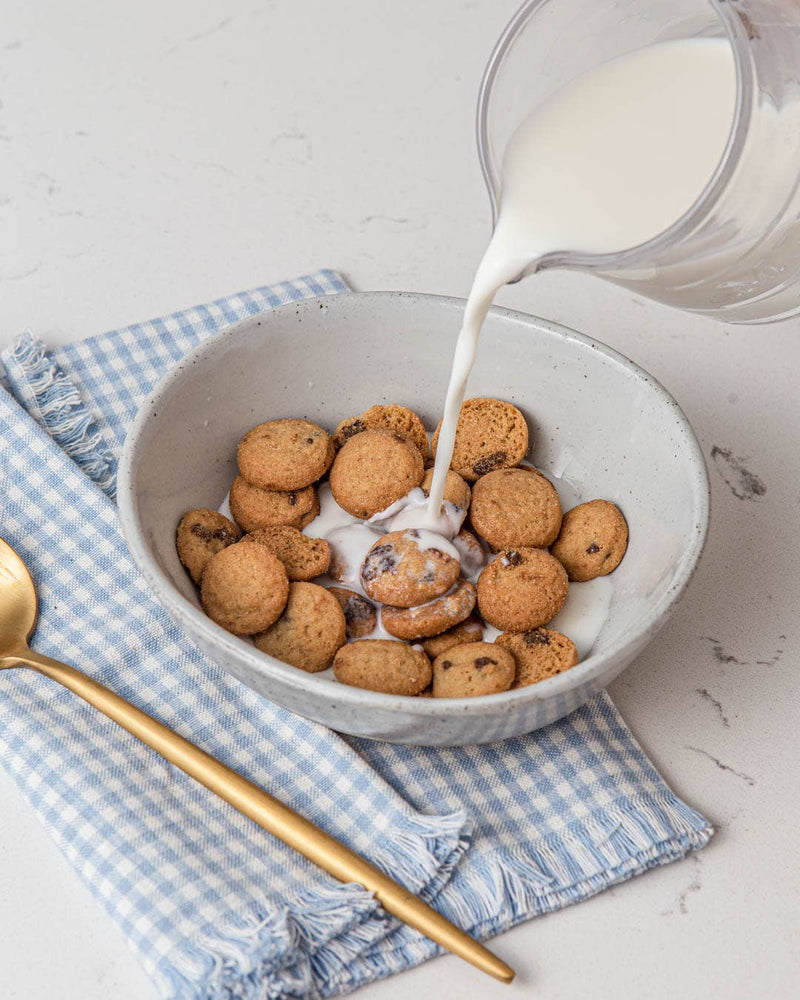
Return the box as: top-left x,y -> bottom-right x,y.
477,0 -> 800,323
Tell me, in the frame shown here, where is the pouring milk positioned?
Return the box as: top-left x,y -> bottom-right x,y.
426,37 -> 736,520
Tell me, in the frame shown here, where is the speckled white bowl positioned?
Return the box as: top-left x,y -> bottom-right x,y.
118,291 -> 709,745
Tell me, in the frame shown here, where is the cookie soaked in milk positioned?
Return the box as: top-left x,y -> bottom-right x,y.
427,37 -> 736,520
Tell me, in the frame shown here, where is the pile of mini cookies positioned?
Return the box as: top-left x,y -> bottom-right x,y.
176,399 -> 628,699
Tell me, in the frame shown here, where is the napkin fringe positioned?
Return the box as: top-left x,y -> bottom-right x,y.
159,807 -> 472,1000
440,789 -> 712,938
158,791 -> 710,999
309,789 -> 714,999
160,881 -> 380,1000
375,806 -> 472,900
5,333 -> 116,495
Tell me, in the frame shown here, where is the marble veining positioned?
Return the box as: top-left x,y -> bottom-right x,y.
685,747 -> 757,787
710,445 -> 767,501
695,688 -> 730,727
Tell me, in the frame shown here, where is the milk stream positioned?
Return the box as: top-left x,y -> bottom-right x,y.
426,37 -> 736,519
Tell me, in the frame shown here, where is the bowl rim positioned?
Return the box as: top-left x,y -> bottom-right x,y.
118,289 -> 710,719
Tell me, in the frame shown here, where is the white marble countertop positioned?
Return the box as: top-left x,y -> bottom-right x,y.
1,2 -> 797,998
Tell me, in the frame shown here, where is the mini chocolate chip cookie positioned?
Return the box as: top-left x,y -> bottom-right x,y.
176,508 -> 242,584
431,397 -> 529,482
241,526 -> 330,581
327,586 -> 378,639
477,547 -> 568,631
253,582 -> 346,672
238,418 -> 334,491
329,429 -> 425,519
333,640 -> 432,695
381,579 -> 477,640
470,467 -> 562,550
550,499 -> 629,581
496,627 -> 579,687
201,541 -> 289,635
332,415 -> 368,450
420,467 -> 471,512
432,641 -> 515,698
360,529 -> 461,607
420,616 -> 484,658
334,404 -> 429,459
229,475 -> 319,533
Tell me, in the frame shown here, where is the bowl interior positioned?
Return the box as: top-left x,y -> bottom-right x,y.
121,291 -> 707,737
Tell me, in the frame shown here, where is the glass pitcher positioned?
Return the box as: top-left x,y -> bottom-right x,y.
477,0 -> 800,324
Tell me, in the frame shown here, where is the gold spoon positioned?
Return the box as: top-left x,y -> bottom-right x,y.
0,537 -> 514,984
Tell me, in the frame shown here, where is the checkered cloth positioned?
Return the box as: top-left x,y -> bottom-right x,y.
0,270 -> 712,999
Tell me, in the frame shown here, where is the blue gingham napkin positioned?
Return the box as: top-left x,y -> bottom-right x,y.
0,270 -> 712,999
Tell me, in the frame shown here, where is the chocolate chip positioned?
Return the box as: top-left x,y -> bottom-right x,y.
306,437 -> 314,445
344,594 -> 375,623
474,657 -> 496,668
407,529 -> 420,539
472,451 -> 507,476
287,491 -> 299,507
342,419 -> 366,440
523,630 -> 550,646
503,550 -> 523,567
361,544 -> 398,581
586,542 -> 601,554
190,523 -> 212,541
441,660 -> 453,670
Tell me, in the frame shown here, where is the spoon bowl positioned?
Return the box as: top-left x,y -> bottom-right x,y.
0,538 -> 37,655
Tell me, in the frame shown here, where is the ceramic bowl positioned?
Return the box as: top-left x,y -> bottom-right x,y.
117,291 -> 709,745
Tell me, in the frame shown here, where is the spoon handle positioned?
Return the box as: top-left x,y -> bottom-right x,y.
9,648 -> 513,984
